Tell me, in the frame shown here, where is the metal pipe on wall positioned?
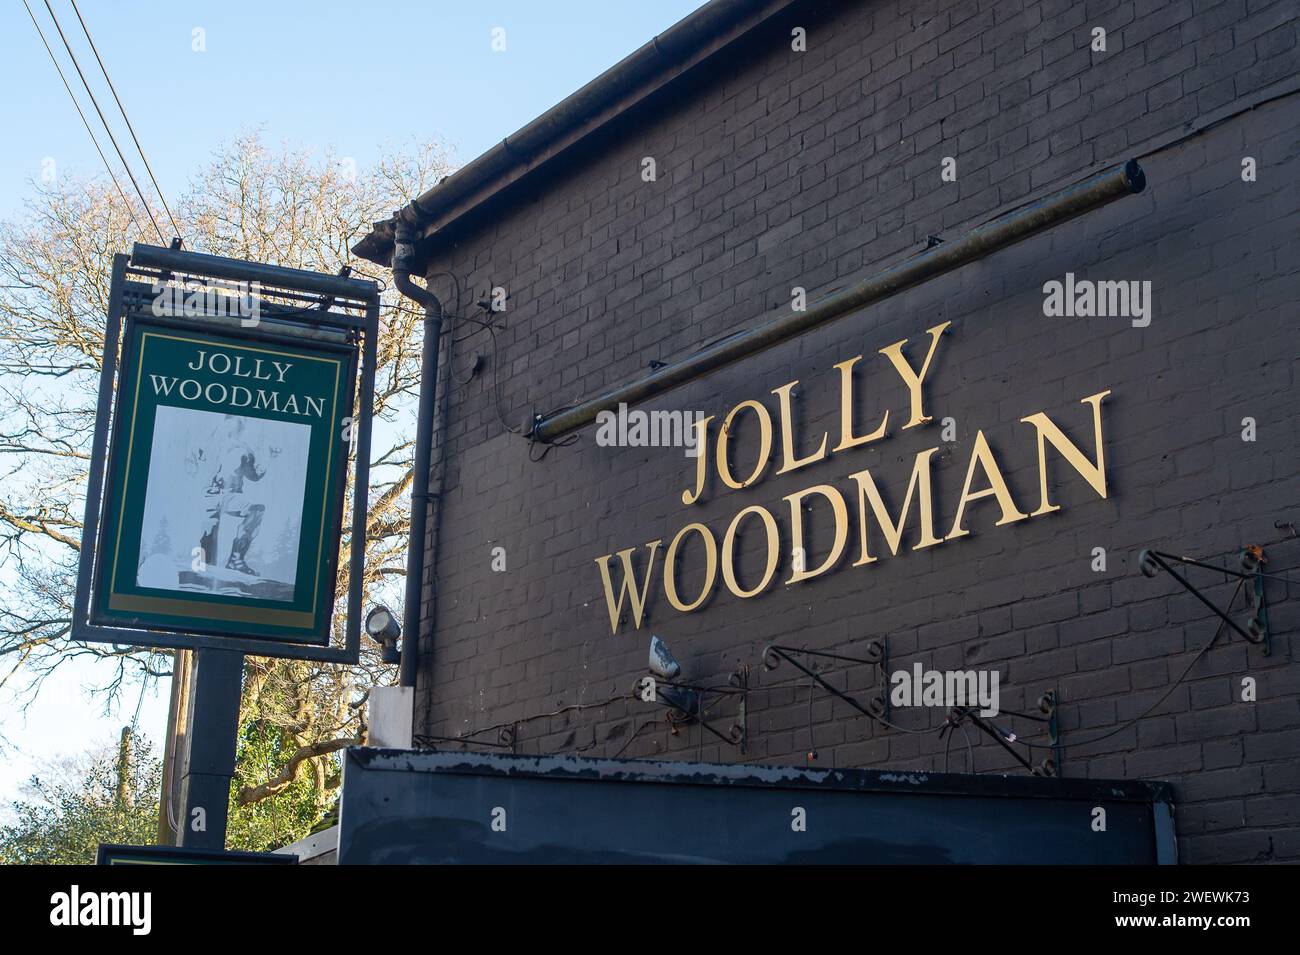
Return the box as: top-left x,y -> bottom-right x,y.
528,159 -> 1146,443
392,220 -> 444,689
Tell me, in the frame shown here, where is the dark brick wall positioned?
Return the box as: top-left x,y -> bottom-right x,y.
411,0 -> 1300,863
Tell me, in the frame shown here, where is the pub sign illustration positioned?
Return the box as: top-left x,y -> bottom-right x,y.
73,245 -> 379,661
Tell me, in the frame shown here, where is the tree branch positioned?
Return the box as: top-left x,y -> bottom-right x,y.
235,736 -> 360,806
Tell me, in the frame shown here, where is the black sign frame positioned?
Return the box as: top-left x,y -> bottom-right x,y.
72,246 -> 379,663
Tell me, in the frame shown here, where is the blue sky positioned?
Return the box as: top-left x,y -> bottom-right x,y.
0,0 -> 706,809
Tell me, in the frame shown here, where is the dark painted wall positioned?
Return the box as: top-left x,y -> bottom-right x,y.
410,0 -> 1300,863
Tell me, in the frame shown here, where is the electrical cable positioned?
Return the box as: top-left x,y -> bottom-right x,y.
869,711 -> 936,735
449,307 -> 523,436
41,0 -> 166,244
940,717 -> 977,773
958,722 -> 975,772
486,322 -> 524,435
130,674 -> 148,730
20,0 -> 144,236
612,719 -> 663,759
414,693 -> 630,749
449,300 -> 522,437
1011,579 -> 1247,753
449,312 -> 499,340
427,270 -> 462,320
394,276 -> 522,437
806,675 -> 817,760
69,0 -> 182,242
528,432 -> 579,462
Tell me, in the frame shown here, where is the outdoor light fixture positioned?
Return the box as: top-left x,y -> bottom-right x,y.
365,605 -> 402,664
641,635 -> 698,717
632,635 -> 749,749
648,635 -> 681,680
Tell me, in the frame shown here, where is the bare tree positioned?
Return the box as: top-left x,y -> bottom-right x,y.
0,132 -> 453,810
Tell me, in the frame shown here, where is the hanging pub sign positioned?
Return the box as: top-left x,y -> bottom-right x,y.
93,319 -> 352,643
73,244 -> 379,662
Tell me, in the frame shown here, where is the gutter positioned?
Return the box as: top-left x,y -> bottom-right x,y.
352,0 -> 797,266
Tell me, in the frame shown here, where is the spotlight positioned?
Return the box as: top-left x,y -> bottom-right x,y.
365,605 -> 401,664
641,635 -> 699,717
648,635 -> 681,680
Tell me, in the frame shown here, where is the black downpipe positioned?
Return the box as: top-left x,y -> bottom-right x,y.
392,218 -> 442,689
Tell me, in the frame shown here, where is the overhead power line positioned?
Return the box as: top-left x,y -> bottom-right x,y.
39,0 -> 166,244
21,0 -> 145,237
69,0 -> 183,243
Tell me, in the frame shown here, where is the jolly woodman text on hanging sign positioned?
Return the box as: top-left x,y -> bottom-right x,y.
594,321 -> 1111,634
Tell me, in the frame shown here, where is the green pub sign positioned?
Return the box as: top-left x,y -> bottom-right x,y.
92,318 -> 355,644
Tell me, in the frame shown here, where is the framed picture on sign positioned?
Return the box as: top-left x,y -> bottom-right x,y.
91,317 -> 355,644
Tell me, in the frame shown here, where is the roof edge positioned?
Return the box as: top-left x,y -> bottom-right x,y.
353,0 -> 799,266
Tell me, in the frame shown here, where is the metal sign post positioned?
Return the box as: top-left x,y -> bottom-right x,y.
74,245 -> 380,851
178,648 -> 243,849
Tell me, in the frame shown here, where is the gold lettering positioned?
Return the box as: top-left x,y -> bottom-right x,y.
771,380 -> 828,474
594,541 -> 662,634
946,431 -> 1029,540
595,314 -> 1120,633
1020,390 -> 1110,516
721,505 -> 781,597
681,415 -> 714,505
663,523 -> 717,612
878,321 -> 951,429
849,447 -> 942,566
717,400 -> 773,490
832,355 -> 889,452
784,484 -> 849,583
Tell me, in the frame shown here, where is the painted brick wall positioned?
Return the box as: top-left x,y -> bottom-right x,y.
410,0 -> 1299,863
